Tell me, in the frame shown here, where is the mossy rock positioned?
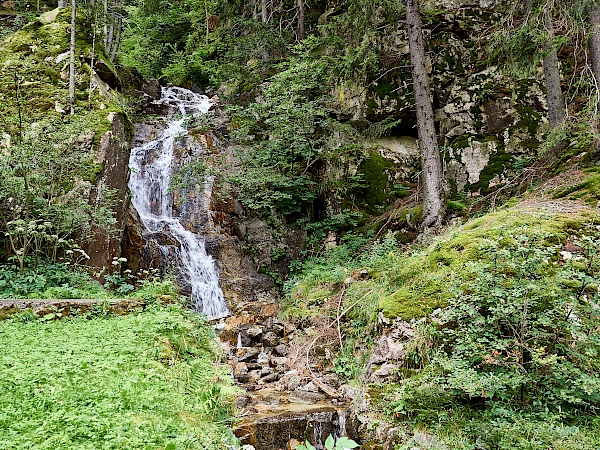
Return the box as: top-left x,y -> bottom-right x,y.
378,207 -> 598,320
356,150 -> 392,214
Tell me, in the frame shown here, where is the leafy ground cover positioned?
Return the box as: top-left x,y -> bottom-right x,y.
283,191 -> 600,448
0,304 -> 237,450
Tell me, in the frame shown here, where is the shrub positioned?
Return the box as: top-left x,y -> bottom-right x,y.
402,225 -> 600,415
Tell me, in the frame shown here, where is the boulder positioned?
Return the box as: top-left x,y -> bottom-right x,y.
262,331 -> 280,347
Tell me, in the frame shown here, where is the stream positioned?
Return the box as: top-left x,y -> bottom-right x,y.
129,87 -> 359,449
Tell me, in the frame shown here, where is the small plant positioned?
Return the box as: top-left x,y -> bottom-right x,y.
103,257 -> 135,295
296,435 -> 359,450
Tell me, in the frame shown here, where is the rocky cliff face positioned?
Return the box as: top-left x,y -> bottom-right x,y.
122,103 -> 300,310
335,1 -> 543,201
83,112 -> 132,268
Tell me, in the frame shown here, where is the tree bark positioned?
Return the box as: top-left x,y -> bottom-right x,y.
110,0 -> 122,62
589,5 -> 600,91
406,0 -> 445,229
106,0 -> 116,56
297,0 -> 305,40
103,0 -> 108,48
542,8 -> 565,125
261,0 -> 268,22
69,0 -> 76,114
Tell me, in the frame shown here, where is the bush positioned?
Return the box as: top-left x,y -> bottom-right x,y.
399,225 -> 600,415
0,261 -> 107,299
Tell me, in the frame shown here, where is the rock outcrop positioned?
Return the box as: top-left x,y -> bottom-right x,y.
83,112 -> 132,269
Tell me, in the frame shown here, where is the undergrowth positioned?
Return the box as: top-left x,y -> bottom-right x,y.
283,202 -> 600,448
0,303 -> 237,449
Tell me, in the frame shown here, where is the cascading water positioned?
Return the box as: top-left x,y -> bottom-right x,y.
128,86 -> 229,320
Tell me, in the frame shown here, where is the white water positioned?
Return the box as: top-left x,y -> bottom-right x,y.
128,86 -> 229,320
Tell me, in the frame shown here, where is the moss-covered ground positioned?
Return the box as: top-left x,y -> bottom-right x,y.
285,199 -> 597,324
0,303 -> 237,450
283,182 -> 600,448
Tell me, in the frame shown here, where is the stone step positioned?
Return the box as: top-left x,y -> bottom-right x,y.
0,298 -> 145,319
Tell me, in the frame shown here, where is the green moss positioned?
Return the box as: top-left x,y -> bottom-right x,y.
357,150 -> 392,213
378,208 -> 597,320
379,277 -> 450,320
447,199 -> 466,213
449,134 -> 471,150
472,145 -> 512,194
512,104 -> 542,136
552,168 -> 600,206
397,205 -> 422,223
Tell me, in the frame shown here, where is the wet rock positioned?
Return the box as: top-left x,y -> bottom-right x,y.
248,370 -> 262,383
282,370 -> 303,391
247,326 -> 263,338
257,351 -> 271,365
235,407 -> 357,450
237,347 -> 260,362
262,331 -> 279,347
237,373 -> 252,383
289,390 -> 328,404
234,362 -> 248,378
239,333 -> 252,347
121,206 -> 147,274
260,373 -> 280,383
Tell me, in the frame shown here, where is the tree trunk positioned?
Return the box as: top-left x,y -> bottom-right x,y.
106,0 -> 116,56
542,8 -> 565,125
261,0 -> 268,22
69,0 -> 76,114
110,0 -> 122,62
103,0 -> 109,48
406,0 -> 445,229
589,6 -> 600,91
297,0 -> 305,40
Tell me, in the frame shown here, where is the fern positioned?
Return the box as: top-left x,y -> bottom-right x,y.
366,116 -> 403,139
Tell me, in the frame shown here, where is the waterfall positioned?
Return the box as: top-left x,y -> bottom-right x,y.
128,86 -> 229,320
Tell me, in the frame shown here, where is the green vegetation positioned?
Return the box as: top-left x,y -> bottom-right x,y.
0,303 -> 237,450
0,8 -> 130,273
297,435 -> 359,450
553,167 -> 600,206
284,200 -> 600,448
5,0 -> 600,448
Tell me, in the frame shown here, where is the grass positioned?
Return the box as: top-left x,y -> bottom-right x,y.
552,166 -> 600,207
371,391 -> 600,450
285,206 -> 596,325
0,304 -> 237,450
